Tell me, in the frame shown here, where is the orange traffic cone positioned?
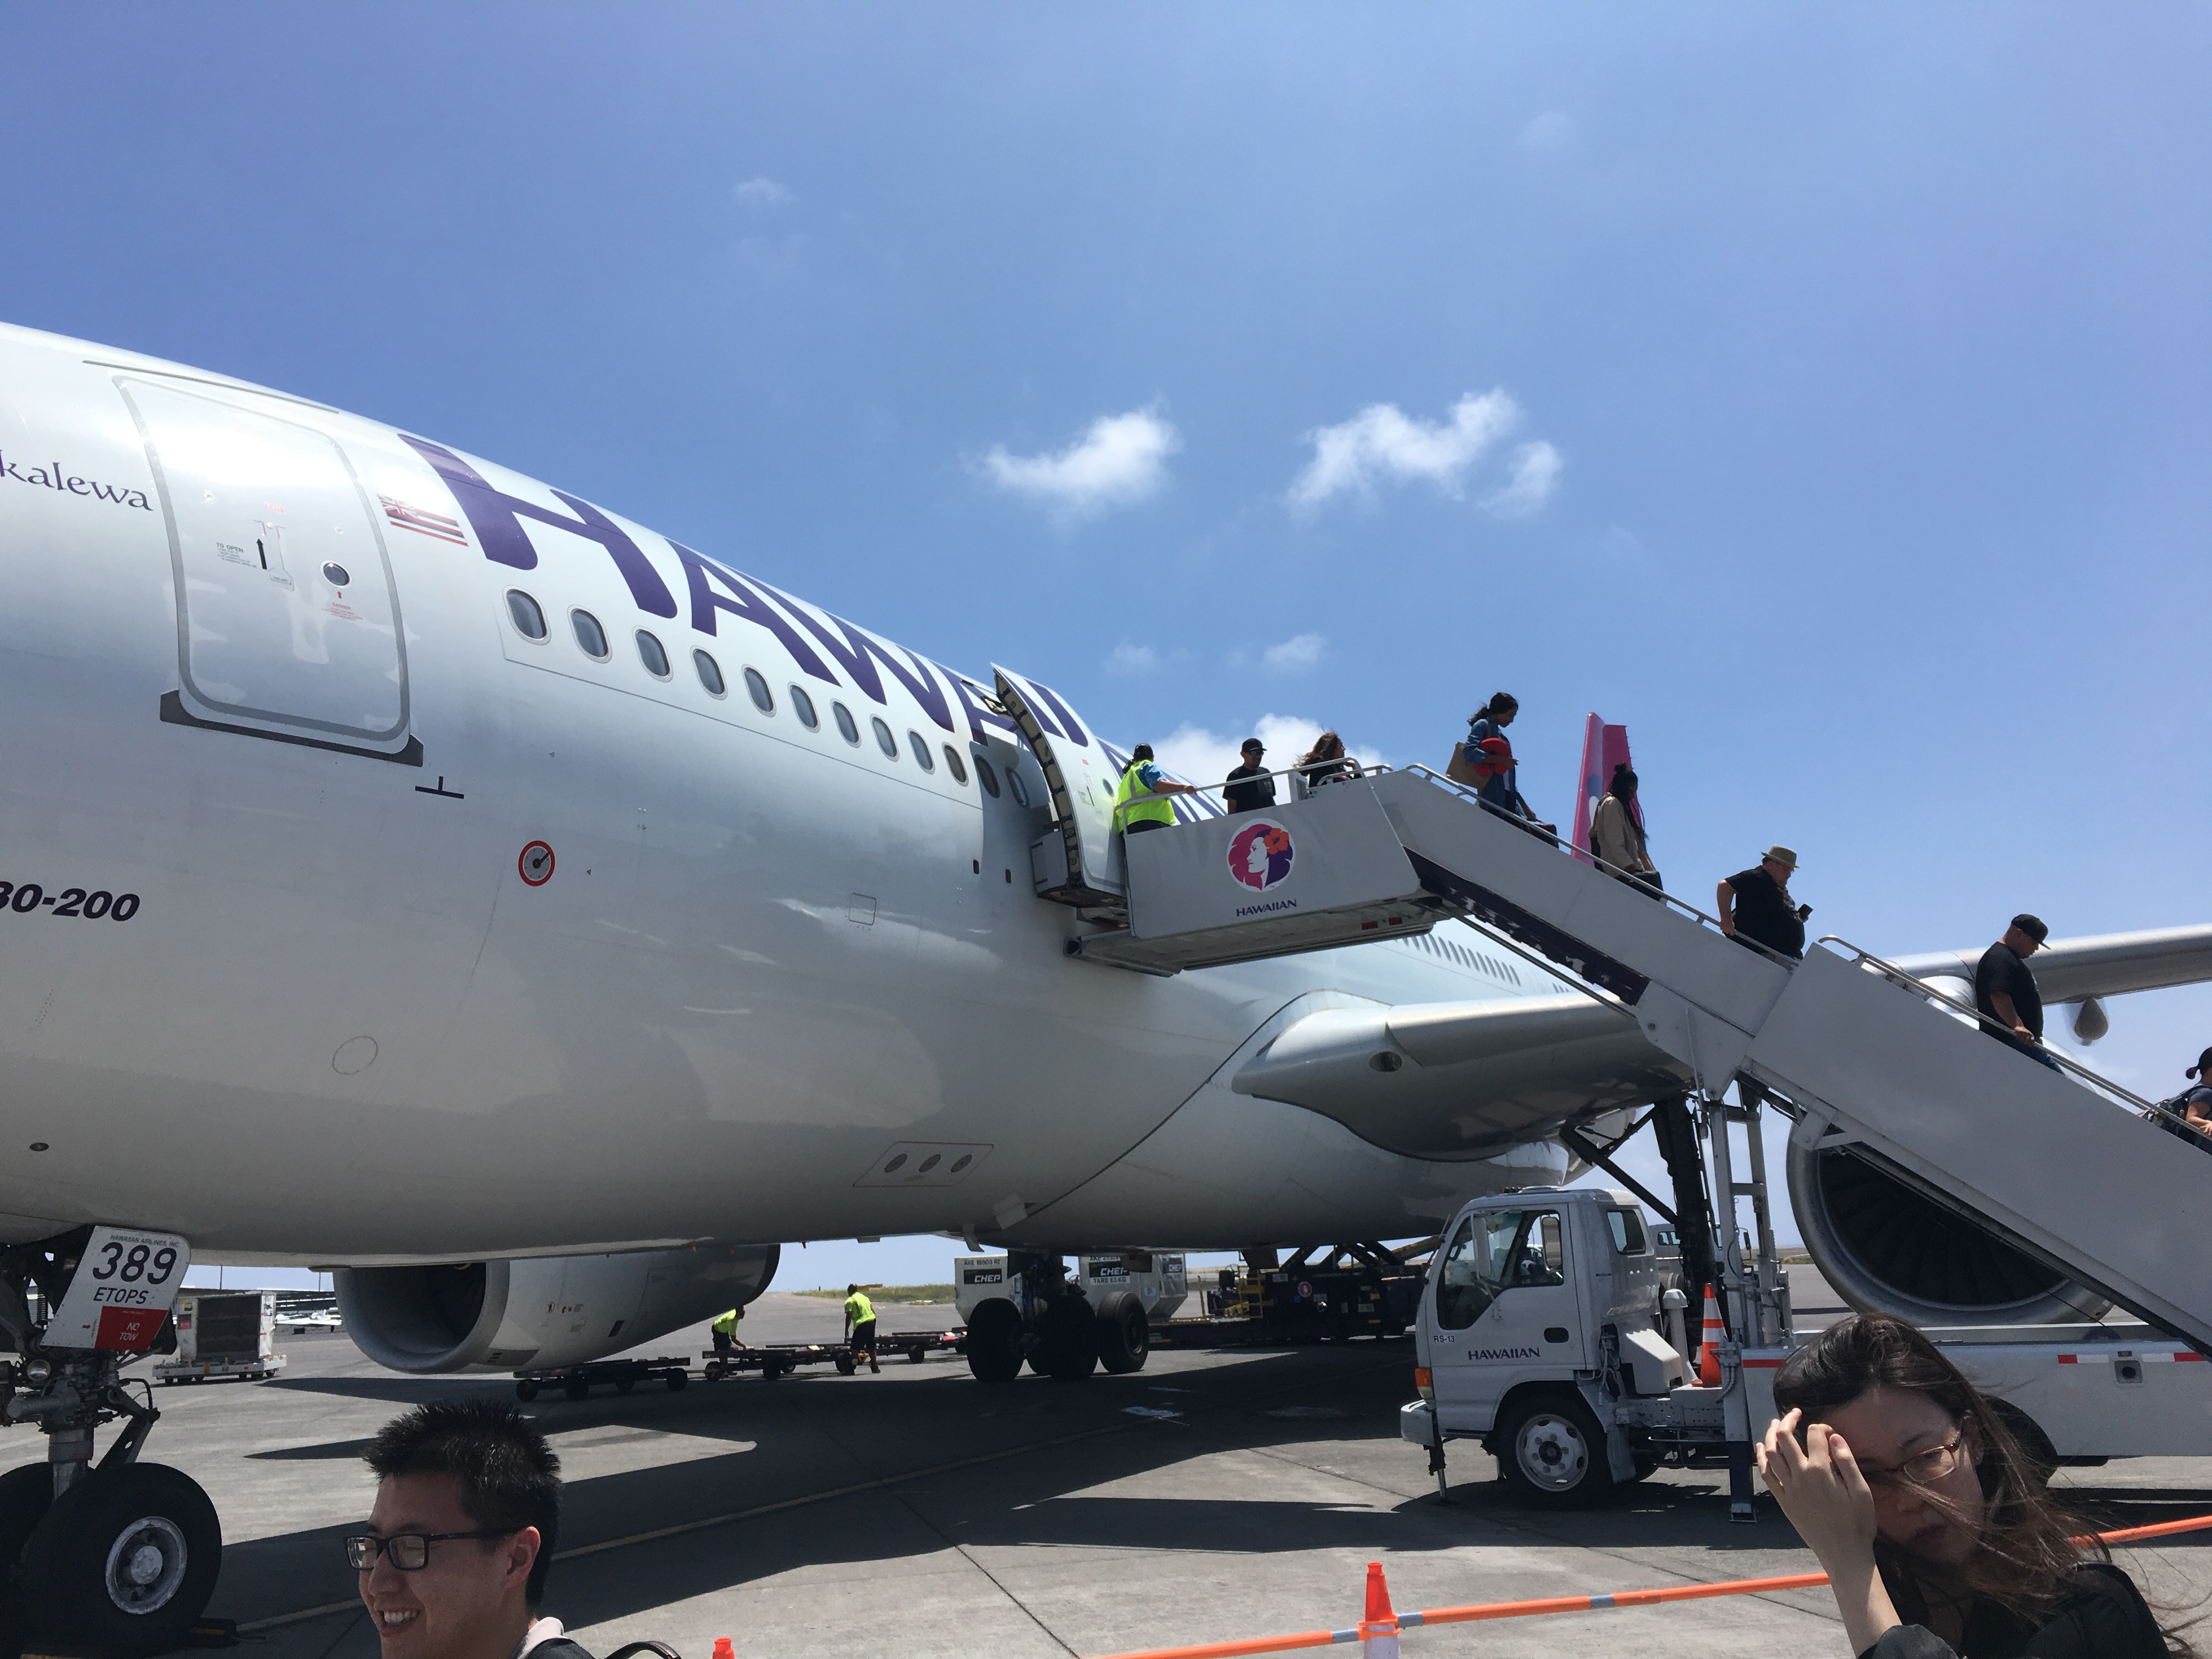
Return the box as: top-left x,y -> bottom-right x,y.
713,1640 -> 734,1659
1697,1283 -> 1725,1386
1359,1561 -> 1400,1658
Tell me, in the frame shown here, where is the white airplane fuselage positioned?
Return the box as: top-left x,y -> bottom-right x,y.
0,322 -> 1571,1268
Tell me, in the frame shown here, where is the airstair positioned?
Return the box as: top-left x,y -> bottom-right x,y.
1070,764 -> 2212,1353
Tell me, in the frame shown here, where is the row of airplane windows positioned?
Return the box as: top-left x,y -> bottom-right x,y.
503,589 -> 1028,803
1414,929 -> 1521,987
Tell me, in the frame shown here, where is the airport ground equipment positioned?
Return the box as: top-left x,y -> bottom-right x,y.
702,1329 -> 965,1380
1398,1184 -> 2212,1512
1150,1245 -> 1428,1348
154,1291 -> 284,1385
1066,761 -> 2209,1357
513,1356 -> 692,1401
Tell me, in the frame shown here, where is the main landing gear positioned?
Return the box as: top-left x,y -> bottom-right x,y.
964,1250 -> 1150,1384
0,1233 -> 221,1656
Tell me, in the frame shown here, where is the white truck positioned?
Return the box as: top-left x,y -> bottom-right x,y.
1399,1187 -> 2211,1509
955,1252 -> 1188,1324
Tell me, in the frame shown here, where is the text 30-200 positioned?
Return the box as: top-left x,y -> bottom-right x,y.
0,883 -> 140,919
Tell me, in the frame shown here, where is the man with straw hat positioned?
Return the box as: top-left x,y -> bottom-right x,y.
1717,845 -> 1809,960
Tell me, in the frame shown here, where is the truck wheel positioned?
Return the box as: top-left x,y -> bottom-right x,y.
1984,1397 -> 2057,1487
515,1380 -> 540,1401
1094,1292 -> 1149,1374
22,1463 -> 221,1656
1497,1390 -> 1617,1510
616,1377 -> 636,1395
664,1370 -> 687,1392
966,1300 -> 1023,1384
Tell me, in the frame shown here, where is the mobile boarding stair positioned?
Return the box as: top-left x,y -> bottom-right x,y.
1065,763 -> 2212,1355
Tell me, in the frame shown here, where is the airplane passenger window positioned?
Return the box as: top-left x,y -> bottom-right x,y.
872,716 -> 897,758
744,668 -> 775,714
693,651 -> 726,696
506,590 -> 548,641
973,754 -> 1001,797
635,630 -> 670,679
942,746 -> 968,785
571,610 -> 609,661
834,702 -> 860,745
1008,767 -> 1032,808
789,686 -> 819,730
907,731 -> 934,771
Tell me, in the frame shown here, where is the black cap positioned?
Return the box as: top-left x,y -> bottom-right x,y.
1240,737 -> 1264,753
2011,913 -> 2049,943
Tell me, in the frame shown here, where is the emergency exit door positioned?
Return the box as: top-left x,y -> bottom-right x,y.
121,378 -> 414,758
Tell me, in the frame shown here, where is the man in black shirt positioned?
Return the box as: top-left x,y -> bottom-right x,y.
1224,738 -> 1276,814
1974,913 -> 2058,1070
1717,845 -> 1807,959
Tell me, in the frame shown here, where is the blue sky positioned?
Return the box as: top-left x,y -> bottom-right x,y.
12,7 -> 2208,1284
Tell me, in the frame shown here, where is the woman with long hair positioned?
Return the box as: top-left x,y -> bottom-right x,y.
1295,730 -> 1360,788
2173,1047 -> 2212,1151
1589,761 -> 1660,894
1758,1312 -> 2185,1656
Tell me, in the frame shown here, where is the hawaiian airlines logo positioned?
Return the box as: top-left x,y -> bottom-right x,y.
1228,820 -> 1295,891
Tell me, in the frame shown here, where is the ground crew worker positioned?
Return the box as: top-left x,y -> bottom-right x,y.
1111,744 -> 1200,836
710,1306 -> 745,1358
843,1283 -> 879,1374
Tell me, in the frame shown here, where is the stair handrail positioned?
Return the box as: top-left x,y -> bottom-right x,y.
1107,759 -> 1402,831
1813,934 -> 2200,1135
1398,763 -> 1805,969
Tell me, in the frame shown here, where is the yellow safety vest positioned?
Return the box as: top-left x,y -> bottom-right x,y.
711,1308 -> 741,1336
845,1291 -> 875,1325
1113,759 -> 1175,831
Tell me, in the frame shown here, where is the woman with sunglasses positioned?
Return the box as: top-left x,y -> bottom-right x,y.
1757,1313 -> 2183,1656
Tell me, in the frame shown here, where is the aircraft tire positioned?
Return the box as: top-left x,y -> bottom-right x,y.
966,1299 -> 1023,1384
1495,1390 -> 1617,1511
23,1462 -> 220,1656
1093,1292 -> 1149,1374
1038,1294 -> 1097,1382
0,1463 -> 55,1649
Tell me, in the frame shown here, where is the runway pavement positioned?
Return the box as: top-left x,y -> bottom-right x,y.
1,1288 -> 2203,1659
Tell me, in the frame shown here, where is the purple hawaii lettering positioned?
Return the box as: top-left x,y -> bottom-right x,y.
761,584 -> 954,733
936,664 -> 1019,747
400,435 -> 678,620
667,541 -> 838,685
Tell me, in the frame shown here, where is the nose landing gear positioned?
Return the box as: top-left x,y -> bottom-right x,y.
0,1234 -> 221,1656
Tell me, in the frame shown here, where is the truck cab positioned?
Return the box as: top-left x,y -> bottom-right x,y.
1408,1186 -> 1693,1507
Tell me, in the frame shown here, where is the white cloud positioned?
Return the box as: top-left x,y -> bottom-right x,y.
733,177 -> 792,211
1289,392 -> 1522,509
1484,441 -> 1563,518
981,409 -> 1180,520
1262,633 -> 1327,672
1518,111 -> 1578,153
1105,642 -> 1160,676
1154,714 -> 1383,789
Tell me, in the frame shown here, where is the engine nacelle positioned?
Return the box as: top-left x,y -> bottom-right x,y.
336,1243 -> 779,1374
1786,1142 -> 2108,1328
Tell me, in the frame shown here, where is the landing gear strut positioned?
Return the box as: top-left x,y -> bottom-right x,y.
0,1232 -> 220,1655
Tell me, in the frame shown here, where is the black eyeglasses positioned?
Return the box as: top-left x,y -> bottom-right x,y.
345,1529 -> 515,1571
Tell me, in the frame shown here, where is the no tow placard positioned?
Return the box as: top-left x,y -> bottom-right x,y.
46,1224 -> 192,1351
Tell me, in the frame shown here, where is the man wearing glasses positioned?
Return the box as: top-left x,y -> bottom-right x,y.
349,1400 -> 580,1659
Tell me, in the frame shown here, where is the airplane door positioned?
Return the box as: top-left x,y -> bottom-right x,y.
121,378 -> 414,758
991,665 -> 1122,905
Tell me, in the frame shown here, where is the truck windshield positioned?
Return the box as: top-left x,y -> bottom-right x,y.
1436,1208 -> 1567,1329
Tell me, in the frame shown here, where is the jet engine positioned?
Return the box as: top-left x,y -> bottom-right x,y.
1787,1144 -> 2108,1328
336,1243 -> 779,1374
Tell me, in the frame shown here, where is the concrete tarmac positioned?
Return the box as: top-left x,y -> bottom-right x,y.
4,1292 -> 2205,1659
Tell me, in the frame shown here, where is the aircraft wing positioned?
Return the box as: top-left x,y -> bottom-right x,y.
1887,924 -> 2212,1005
1229,993 -> 1683,1161
1229,926 -> 2212,1161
